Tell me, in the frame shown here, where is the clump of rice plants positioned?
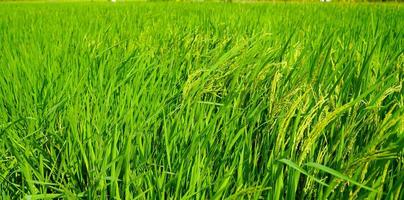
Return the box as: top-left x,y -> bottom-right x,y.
0,2 -> 403,199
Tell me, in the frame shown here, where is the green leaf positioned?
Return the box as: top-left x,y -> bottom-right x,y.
278,159 -> 329,187
25,193 -> 62,200
305,162 -> 377,192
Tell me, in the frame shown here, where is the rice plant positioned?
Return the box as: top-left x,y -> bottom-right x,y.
0,2 -> 403,199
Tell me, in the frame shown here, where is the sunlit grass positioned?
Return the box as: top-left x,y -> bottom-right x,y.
0,2 -> 403,199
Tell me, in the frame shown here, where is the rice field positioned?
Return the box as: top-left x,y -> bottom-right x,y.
0,2 -> 403,199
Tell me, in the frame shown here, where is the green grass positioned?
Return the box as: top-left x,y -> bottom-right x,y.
0,2 -> 403,199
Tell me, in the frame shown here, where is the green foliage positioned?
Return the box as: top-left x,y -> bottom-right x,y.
0,2 -> 403,199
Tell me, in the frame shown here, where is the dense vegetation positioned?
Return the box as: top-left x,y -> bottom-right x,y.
0,2 -> 403,199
